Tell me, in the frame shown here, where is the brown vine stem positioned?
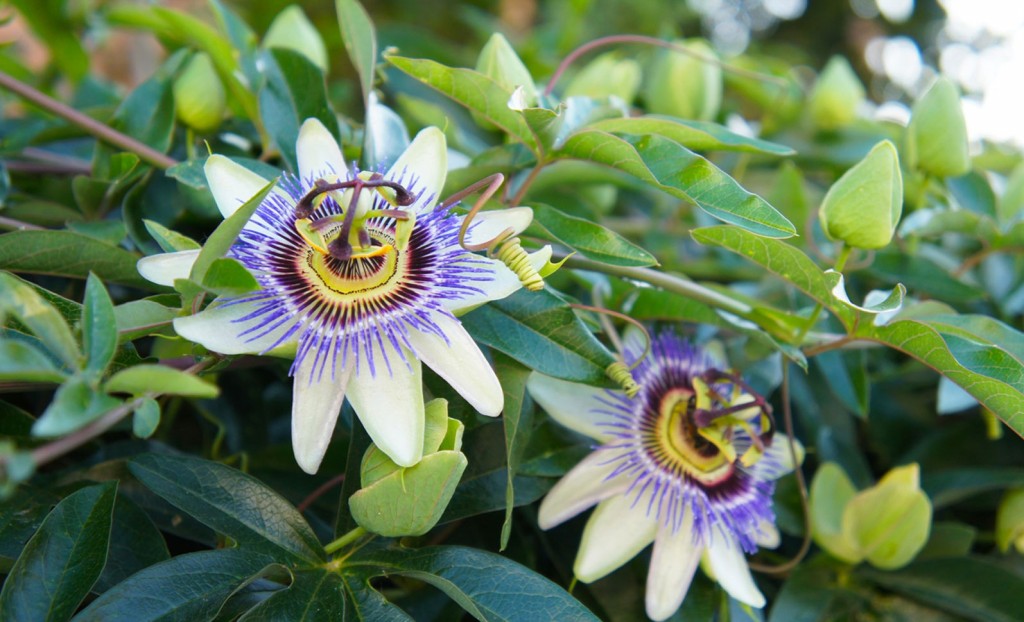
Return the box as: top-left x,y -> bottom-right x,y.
297,473 -> 347,512
508,162 -> 547,206
0,70 -> 179,170
0,216 -> 44,231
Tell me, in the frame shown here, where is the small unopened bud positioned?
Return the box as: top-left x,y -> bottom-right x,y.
808,56 -> 865,131
906,77 -> 970,178
173,53 -> 226,132
564,52 -> 642,104
820,140 -> 904,250
475,33 -> 538,105
996,488 -> 1024,554
643,39 -> 722,121
263,5 -> 329,73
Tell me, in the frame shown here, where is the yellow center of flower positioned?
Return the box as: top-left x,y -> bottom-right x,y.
298,221 -> 405,300
653,387 -> 735,486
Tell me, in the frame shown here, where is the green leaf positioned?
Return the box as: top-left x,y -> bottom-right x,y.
0,482 -> 116,622
144,219 -> 201,252
114,300 -> 177,341
825,272 -> 905,317
842,465 -> 932,569
860,557 -> 1024,622
340,575 -> 413,621
128,453 -> 326,564
258,48 -> 340,173
386,55 -> 540,154
769,556 -> 858,622
809,462 -> 861,563
105,364 -> 219,398
0,340 -> 66,383
529,204 -> 657,267
559,131 -> 795,238
75,548 -> 273,622
82,274 -> 118,377
32,376 -> 122,437
349,545 -> 600,621
132,397 -> 161,439
67,220 -> 128,246
239,569 -> 346,621
103,56 -> 179,156
8,0 -> 88,81
0,272 -> 81,368
868,251 -> 984,303
94,493 -> 171,592
494,353 -> 532,551
922,468 -> 1024,509
0,485 -> 62,565
189,180 -> 276,284
202,258 -> 260,296
335,0 -> 377,107
461,289 -> 617,384
0,231 -> 147,287
586,116 -> 795,155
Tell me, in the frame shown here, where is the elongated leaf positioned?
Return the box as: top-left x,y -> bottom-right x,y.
386,55 -> 540,154
189,181 -> 276,283
258,48 -> 340,172
587,116 -> 795,155
349,545 -> 599,622
0,272 -> 81,368
114,300 -> 177,341
75,548 -> 273,622
559,131 -> 795,237
105,364 -> 219,398
144,220 -> 201,253
0,231 -> 147,287
529,204 -> 657,267
239,569 -> 346,621
0,482 -> 116,622
494,354 -> 532,551
82,274 -> 118,377
336,0 -> 377,106
128,453 -> 325,564
921,468 -> 1024,509
341,576 -> 413,621
461,289 -> 616,384
860,557 -> 1024,622
94,494 -> 171,592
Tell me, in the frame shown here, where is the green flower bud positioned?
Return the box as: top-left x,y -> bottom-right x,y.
810,462 -> 862,563
476,33 -> 537,105
644,39 -> 722,121
263,5 -> 329,73
906,78 -> 970,178
348,399 -> 468,537
819,140 -> 904,249
996,488 -> 1024,554
172,53 -> 227,133
808,56 -> 865,130
564,52 -> 642,104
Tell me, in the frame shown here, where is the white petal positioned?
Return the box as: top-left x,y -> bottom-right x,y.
463,207 -> 534,246
760,433 -> 805,480
173,300 -> 296,355
297,118 -> 346,182
526,373 -> 617,443
291,353 -> 353,474
444,246 -> 553,315
620,324 -> 648,365
136,250 -> 200,287
345,338 -> 425,467
754,521 -> 781,549
386,127 -> 447,206
538,448 -> 634,529
706,532 -> 765,608
646,513 -> 702,622
406,314 -> 503,417
575,493 -> 658,582
205,155 -> 271,218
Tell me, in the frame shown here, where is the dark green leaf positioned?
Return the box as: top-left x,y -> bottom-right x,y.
349,545 -> 599,621
462,289 -> 617,384
67,220 -> 128,246
493,353 -> 532,551
341,575 -> 413,621
0,482 -> 116,622
921,468 -> 1024,509
0,485 -> 61,565
82,274 -> 118,377
105,364 -> 219,398
258,48 -> 340,172
128,453 -> 326,564
0,230 -> 147,287
94,493 -> 171,593
335,0 -> 377,107
587,116 -> 795,155
75,548 -> 273,622
559,132 -> 795,238
768,557 -> 859,622
868,251 -> 984,303
860,557 -> 1024,622
239,569 -> 346,621
529,204 -> 657,267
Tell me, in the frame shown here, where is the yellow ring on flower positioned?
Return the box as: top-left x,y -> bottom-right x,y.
654,388 -> 734,486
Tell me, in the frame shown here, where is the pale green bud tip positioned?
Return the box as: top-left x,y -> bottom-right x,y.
819,140 -> 904,250
907,77 -> 970,177
644,38 -> 722,121
808,55 -> 865,130
172,52 -> 227,132
564,52 -> 643,104
263,5 -> 329,73
996,488 -> 1024,554
476,33 -> 537,104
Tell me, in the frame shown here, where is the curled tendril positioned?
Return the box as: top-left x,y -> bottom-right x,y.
570,302 -> 652,398
495,238 -> 544,291
606,361 -> 640,398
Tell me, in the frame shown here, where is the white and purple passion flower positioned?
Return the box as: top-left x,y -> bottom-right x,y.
138,119 -> 549,474
527,331 -> 800,621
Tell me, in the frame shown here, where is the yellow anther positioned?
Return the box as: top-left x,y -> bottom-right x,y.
349,244 -> 394,260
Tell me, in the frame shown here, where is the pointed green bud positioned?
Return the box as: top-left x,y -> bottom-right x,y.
644,39 -> 722,121
906,78 -> 970,177
476,33 -> 537,105
263,5 -> 329,73
996,488 -> 1024,554
808,56 -> 865,130
819,140 -> 903,249
564,52 -> 642,104
172,53 -> 226,132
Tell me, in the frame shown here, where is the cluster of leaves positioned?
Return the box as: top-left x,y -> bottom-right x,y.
1,0 -> 1024,620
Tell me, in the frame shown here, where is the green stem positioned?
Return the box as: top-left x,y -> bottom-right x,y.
325,526 -> 367,555
796,244 -> 851,342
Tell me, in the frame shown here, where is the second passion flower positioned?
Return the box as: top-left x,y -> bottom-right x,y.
139,119 -> 549,474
